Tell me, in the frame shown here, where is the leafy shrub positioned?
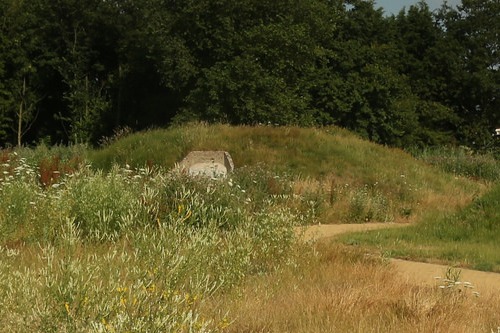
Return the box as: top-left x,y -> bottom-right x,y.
61,166 -> 147,241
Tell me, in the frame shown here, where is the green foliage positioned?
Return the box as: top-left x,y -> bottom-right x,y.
339,182 -> 500,272
0,180 -> 38,236
0,0 -> 47,146
89,124 -> 482,227
0,125 -> 496,331
435,0 -> 500,148
171,0 -> 339,126
1,0 -> 497,149
62,167 -> 147,240
347,184 -> 390,223
412,146 -> 500,181
0,147 -> 304,330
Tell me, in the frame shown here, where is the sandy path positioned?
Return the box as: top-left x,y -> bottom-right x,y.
297,222 -> 407,240
298,223 -> 500,295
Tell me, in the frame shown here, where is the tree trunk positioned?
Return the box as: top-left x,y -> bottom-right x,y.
17,76 -> 26,147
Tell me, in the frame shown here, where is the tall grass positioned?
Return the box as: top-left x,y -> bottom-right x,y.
338,182 -> 500,272
0,124 -> 496,331
90,123 -> 483,224
411,146 -> 500,182
0,150 -> 303,332
206,243 -> 500,333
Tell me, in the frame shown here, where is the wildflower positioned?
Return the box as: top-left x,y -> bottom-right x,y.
101,317 -> 113,331
145,283 -> 156,293
218,317 -> 230,329
116,287 -> 128,293
65,302 -> 70,315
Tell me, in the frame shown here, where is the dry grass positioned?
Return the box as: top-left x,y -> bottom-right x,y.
206,242 -> 500,333
89,124 -> 485,225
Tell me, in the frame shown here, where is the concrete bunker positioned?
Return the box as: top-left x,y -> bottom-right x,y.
179,151 -> 234,178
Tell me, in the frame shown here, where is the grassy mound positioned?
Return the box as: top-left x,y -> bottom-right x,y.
89,123 -> 484,224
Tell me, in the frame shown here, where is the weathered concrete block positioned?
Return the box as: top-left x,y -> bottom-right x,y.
179,151 -> 234,178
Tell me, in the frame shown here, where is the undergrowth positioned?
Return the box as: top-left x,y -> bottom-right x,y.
411,146 -> 500,182
89,124 -> 483,224
0,124 -> 496,332
0,152 -> 303,332
338,182 -> 500,272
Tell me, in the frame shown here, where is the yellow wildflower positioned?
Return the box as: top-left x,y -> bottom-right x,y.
64,302 -> 70,315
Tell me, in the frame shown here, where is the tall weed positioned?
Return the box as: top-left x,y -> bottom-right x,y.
413,146 -> 500,181
0,153 -> 302,332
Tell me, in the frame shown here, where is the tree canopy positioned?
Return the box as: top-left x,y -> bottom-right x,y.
0,0 -> 498,150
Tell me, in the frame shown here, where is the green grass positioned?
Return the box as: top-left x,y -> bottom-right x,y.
0,124 -> 498,331
410,145 -> 500,182
88,123 -> 483,224
338,182 -> 500,272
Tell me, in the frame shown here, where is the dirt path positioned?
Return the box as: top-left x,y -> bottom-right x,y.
297,223 -> 500,295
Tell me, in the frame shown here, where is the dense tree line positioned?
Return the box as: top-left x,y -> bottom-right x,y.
0,0 -> 498,149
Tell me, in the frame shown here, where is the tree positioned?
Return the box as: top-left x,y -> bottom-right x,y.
158,0 -> 341,126
0,0 -> 45,146
436,0 -> 500,148
28,0 -> 114,143
394,1 -> 460,146
308,0 -> 421,145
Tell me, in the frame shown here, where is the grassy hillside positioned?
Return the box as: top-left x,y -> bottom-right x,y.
90,123 -> 484,224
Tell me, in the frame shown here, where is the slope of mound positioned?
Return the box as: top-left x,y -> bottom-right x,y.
90,124 -> 485,224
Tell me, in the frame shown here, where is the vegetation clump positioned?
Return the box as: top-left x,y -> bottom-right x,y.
0,151 -> 300,331
0,125 -> 498,332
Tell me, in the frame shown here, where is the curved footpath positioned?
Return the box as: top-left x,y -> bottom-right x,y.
297,223 -> 500,295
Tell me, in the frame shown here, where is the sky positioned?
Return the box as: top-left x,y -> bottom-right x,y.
375,0 -> 462,16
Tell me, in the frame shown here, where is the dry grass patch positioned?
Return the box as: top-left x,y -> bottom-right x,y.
206,242 -> 500,333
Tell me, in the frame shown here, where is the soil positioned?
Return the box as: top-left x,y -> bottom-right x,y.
298,223 -> 500,295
